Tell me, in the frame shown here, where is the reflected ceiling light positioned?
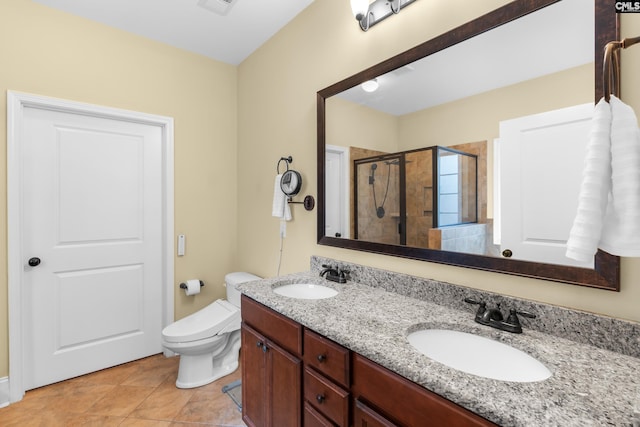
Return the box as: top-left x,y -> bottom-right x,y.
351,0 -> 417,31
361,79 -> 379,92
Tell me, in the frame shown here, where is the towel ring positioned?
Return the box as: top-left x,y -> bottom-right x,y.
277,156 -> 293,174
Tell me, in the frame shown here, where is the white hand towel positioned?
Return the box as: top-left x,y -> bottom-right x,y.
599,95 -> 640,256
272,174 -> 292,221
566,98 -> 611,262
567,95 -> 640,261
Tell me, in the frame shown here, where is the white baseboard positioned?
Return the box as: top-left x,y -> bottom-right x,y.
0,377 -> 9,408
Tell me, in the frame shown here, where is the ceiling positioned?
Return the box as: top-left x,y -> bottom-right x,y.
32,0 -> 315,65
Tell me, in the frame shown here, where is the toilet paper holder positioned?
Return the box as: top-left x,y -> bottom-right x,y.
180,280 -> 204,290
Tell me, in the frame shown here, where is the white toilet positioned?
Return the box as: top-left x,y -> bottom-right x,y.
162,272 -> 261,388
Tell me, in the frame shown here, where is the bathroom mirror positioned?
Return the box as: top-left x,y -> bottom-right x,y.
317,0 -> 620,290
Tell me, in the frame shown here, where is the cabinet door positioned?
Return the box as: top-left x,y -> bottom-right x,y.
242,324 -> 266,427
268,340 -> 302,427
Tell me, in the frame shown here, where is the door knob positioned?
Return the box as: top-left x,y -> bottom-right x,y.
28,257 -> 41,267
502,249 -> 513,258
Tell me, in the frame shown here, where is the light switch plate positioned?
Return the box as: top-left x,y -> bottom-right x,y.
178,234 -> 185,256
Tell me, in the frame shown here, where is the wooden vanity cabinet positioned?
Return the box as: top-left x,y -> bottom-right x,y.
352,354 -> 498,427
241,296 -> 496,427
241,296 -> 303,427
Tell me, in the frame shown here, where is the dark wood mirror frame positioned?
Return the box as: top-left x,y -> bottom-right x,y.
317,0 -> 621,291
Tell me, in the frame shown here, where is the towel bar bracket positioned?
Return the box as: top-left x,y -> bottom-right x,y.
603,35 -> 640,101
288,195 -> 315,211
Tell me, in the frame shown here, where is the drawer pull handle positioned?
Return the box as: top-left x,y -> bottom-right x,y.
316,394 -> 325,404
317,354 -> 327,363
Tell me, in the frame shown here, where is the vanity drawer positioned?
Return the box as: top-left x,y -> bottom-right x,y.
304,328 -> 350,387
354,399 -> 398,427
352,354 -> 497,427
304,401 -> 335,427
304,366 -> 349,427
241,295 -> 302,356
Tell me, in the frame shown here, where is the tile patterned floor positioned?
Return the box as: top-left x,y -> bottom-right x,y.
0,354 -> 245,426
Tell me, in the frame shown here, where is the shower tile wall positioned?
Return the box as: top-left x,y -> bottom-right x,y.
452,140 -> 487,223
406,149 -> 433,247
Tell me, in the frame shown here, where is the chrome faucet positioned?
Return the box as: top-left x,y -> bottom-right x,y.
319,264 -> 349,284
464,298 -> 536,334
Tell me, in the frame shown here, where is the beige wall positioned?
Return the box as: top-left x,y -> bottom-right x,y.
326,96 -> 399,153
237,0 -> 640,329
0,1 -> 238,377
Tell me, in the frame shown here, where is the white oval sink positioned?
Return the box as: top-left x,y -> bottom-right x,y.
407,329 -> 551,382
273,283 -> 338,300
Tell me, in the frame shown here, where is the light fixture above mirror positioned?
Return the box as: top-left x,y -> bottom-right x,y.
350,0 -> 417,31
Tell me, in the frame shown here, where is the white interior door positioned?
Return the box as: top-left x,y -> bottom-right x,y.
21,104 -> 164,390
325,146 -> 350,239
498,103 -> 594,268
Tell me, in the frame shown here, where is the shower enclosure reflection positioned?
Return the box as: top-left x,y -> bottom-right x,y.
353,145 -> 480,252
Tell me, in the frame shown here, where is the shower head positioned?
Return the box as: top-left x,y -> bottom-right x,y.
371,163 -> 378,170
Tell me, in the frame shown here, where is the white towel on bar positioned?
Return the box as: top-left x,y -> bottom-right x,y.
566,95 -> 640,261
272,174 -> 291,221
600,95 -> 640,256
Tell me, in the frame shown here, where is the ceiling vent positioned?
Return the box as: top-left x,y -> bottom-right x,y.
197,0 -> 238,16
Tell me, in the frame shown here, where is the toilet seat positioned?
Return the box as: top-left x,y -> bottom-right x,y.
162,299 -> 240,343
163,332 -> 227,353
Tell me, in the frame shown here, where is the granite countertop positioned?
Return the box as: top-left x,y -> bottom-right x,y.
238,272 -> 640,427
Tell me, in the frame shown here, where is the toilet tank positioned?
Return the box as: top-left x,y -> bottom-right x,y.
225,272 -> 261,308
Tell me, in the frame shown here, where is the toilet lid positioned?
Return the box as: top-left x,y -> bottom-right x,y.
162,299 -> 240,343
